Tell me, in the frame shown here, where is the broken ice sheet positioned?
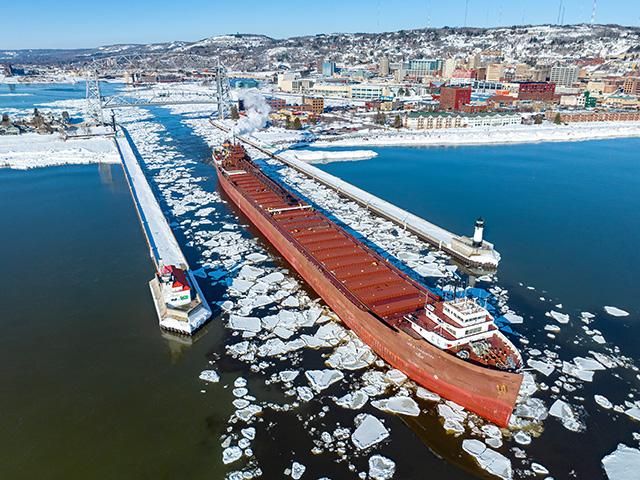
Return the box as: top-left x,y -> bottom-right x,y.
351,414 -> 390,450
335,390 -> 369,410
371,396 -> 420,417
305,369 -> 344,392
462,439 -> 512,480
602,444 -> 640,480
549,399 -> 583,432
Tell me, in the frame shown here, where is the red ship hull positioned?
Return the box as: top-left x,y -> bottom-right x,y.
215,161 -> 522,427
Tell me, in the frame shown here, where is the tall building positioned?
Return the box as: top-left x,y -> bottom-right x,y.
550,66 -> 579,87
486,63 -> 505,82
322,60 -> 336,77
532,66 -> 551,82
379,56 -> 390,76
468,53 -> 481,69
442,58 -> 457,79
408,59 -> 443,78
439,86 -> 472,111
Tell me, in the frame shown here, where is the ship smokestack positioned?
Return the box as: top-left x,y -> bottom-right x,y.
473,217 -> 484,247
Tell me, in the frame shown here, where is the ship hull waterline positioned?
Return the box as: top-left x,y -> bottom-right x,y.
215,166 -> 523,427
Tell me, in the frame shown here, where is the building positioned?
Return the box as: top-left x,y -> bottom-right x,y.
468,53 -> 481,69
266,97 -> 287,110
404,111 -> 520,130
322,60 -> 336,77
277,72 -> 297,92
550,66 -> 579,87
439,86 -> 471,111
379,56 -> 390,76
350,83 -> 388,100
486,63 -> 505,82
311,82 -> 351,98
532,66 -> 551,82
408,59 -> 443,78
546,110 -> 640,123
517,82 -> 556,101
302,96 -> 324,115
623,77 -> 640,96
442,58 -> 457,79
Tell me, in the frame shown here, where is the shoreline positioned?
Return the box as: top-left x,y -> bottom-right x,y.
311,122 -> 640,148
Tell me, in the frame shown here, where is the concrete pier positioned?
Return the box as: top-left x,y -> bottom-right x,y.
114,127 -> 211,334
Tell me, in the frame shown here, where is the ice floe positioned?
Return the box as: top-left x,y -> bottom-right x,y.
368,455 -> 396,480
371,396 -> 420,417
351,414 -> 390,450
462,439 -> 512,480
602,444 -> 640,480
604,306 -> 630,317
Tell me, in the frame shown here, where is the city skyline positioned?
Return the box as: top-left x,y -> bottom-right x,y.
4,0 -> 640,50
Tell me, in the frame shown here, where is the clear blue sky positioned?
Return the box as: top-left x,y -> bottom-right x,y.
3,0 -> 640,49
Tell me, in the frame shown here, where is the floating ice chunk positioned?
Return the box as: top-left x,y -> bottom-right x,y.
238,265 -> 264,281
262,271 -> 285,284
235,404 -> 263,422
544,324 -> 561,333
385,369 -> 408,386
514,397 -> 548,422
229,315 -> 262,333
246,252 -> 267,263
595,395 -> 613,409
414,263 -> 446,278
562,361 -> 595,382
281,296 -> 300,308
513,431 -> 531,445
223,446 -> 243,464
296,386 -> 314,402
604,306 -> 630,317
368,455 -> 396,480
549,399 -> 583,432
531,463 -> 549,475
241,427 -> 256,440
351,414 -> 390,450
289,461 -> 306,479
527,359 -> 555,377
199,370 -> 220,383
372,396 -> 420,417
231,278 -> 253,294
279,370 -> 300,383
326,341 -> 376,370
462,439 -> 512,480
503,312 -> 524,324
573,356 -> 606,371
220,300 -> 234,312
593,335 -> 606,344
547,310 -> 570,324
602,444 -> 640,480
305,369 -> 344,392
335,390 -> 369,410
624,407 -> 640,422
416,387 -> 440,402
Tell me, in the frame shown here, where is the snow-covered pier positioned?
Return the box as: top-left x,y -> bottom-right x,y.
211,121 -> 500,269
114,127 -> 211,334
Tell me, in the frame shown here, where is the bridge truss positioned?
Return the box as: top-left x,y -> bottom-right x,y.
84,54 -> 231,123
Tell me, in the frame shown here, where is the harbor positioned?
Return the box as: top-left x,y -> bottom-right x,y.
114,127 -> 211,334
211,120 -> 500,269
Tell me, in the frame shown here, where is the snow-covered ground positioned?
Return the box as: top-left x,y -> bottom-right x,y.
0,132 -> 119,170
312,122 -> 640,148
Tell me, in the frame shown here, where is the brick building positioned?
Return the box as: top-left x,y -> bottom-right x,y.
517,82 -> 556,101
546,110 -> 640,123
439,86 -> 472,111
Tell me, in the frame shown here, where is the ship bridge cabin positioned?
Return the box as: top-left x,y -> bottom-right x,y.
406,297 -> 497,350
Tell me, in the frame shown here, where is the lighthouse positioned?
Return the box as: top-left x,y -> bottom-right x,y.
473,217 -> 484,247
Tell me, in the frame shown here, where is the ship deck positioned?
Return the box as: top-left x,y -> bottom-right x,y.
220,151 -> 439,324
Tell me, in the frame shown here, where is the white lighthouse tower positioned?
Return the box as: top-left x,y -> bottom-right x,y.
473,218 -> 484,247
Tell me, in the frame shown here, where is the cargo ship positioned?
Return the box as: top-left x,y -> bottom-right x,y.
213,141 -> 523,427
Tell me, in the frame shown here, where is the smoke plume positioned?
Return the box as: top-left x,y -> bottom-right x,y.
231,89 -> 270,136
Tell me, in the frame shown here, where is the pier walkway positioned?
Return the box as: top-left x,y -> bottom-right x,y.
114,127 -> 211,334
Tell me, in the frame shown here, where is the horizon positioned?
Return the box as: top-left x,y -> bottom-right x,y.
4,0 -> 640,50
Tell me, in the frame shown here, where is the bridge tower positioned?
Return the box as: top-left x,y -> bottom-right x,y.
85,70 -> 104,124
214,63 -> 231,120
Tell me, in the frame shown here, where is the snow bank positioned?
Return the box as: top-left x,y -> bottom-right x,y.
0,133 -> 119,170
313,122 -> 640,148
281,149 -> 378,164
